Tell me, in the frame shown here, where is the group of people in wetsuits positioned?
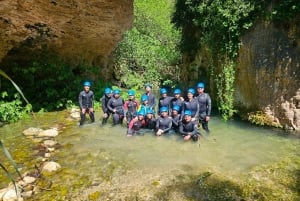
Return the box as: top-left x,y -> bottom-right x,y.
78,82 -> 211,142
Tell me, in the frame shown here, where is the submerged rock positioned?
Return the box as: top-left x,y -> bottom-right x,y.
2,187 -> 22,201
70,111 -> 80,119
22,176 -> 36,185
43,140 -> 58,147
42,161 -> 61,172
37,129 -> 58,137
22,127 -> 43,136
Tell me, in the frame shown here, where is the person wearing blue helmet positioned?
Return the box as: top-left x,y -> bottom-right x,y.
124,90 -> 139,126
195,82 -> 211,133
145,108 -> 156,130
79,81 -> 95,125
100,87 -> 112,125
170,88 -> 184,114
156,106 -> 172,136
143,83 -> 156,111
170,104 -> 181,133
158,88 -> 173,115
182,88 -> 199,122
179,110 -> 200,141
139,94 -> 152,116
127,110 -> 146,136
107,89 -> 125,125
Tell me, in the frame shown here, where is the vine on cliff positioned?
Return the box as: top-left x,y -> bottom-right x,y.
172,0 -> 299,120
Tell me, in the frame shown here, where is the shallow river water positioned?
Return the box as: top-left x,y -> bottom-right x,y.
0,111 -> 299,200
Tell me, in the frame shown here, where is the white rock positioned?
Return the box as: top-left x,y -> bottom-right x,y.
0,188 -> 8,200
43,140 -> 57,147
2,188 -> 21,201
21,191 -> 33,198
70,112 -> 80,119
70,108 -> 80,113
44,153 -> 51,158
37,129 -> 58,137
47,147 -> 55,152
22,127 -> 43,136
22,176 -> 36,185
42,161 -> 61,172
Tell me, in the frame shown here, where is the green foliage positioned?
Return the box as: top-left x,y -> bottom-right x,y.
113,0 -> 181,88
172,0 -> 299,120
215,60 -> 237,120
172,0 -> 260,59
0,140 -> 22,197
6,51 -> 111,111
266,0 -> 300,21
247,111 -> 282,128
0,92 -> 31,123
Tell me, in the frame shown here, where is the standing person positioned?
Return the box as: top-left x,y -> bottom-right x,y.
127,110 -> 146,136
143,83 -> 156,111
182,88 -> 199,122
179,110 -> 200,141
100,87 -> 112,125
158,88 -> 173,115
170,105 -> 181,133
156,106 -> 172,136
196,82 -> 211,133
124,89 -> 139,126
170,88 -> 184,114
107,89 -> 125,125
79,81 -> 95,126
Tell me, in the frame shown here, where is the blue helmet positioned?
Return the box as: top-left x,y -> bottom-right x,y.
137,110 -> 146,116
160,88 -> 167,94
173,88 -> 181,94
172,105 -> 180,111
184,110 -> 192,116
113,89 -> 120,94
83,81 -> 91,87
144,83 -> 152,88
197,82 -> 205,88
146,109 -> 154,114
141,94 -> 148,102
187,88 -> 195,95
160,106 -> 168,113
128,89 -> 135,96
104,87 -> 112,94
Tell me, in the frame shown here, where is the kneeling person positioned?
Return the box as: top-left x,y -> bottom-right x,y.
127,110 -> 146,136
179,110 -> 200,141
156,106 -> 172,136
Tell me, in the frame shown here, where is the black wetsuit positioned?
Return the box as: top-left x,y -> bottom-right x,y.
196,93 -> 211,132
182,98 -> 199,120
158,96 -> 173,114
144,92 -> 156,110
100,94 -> 111,125
79,90 -> 94,109
78,90 -> 94,125
145,117 -> 156,130
124,99 -> 139,126
171,114 -> 181,132
170,97 -> 184,114
107,96 -> 125,125
156,116 -> 172,134
179,120 -> 199,141
127,119 -> 145,135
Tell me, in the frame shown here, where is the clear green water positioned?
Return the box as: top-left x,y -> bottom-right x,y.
0,111 -> 299,200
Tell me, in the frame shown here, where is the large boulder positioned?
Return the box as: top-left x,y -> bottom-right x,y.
0,0 -> 133,67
